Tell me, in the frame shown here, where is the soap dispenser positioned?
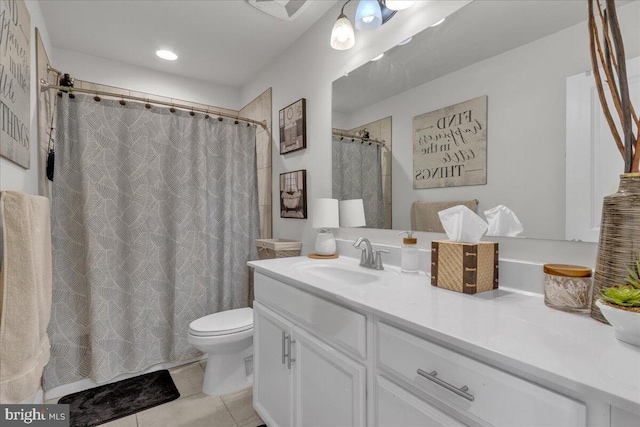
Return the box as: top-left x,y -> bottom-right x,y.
399,231 -> 419,274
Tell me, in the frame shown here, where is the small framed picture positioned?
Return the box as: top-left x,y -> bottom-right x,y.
279,98 -> 306,154
280,169 -> 307,219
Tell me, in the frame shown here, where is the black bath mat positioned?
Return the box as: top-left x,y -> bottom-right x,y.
58,369 -> 180,427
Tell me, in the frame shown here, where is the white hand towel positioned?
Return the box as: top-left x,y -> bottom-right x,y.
0,191 -> 52,404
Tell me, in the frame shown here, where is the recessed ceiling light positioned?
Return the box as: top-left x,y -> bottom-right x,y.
398,36 -> 412,46
430,17 -> 446,27
156,50 -> 178,61
371,53 -> 384,62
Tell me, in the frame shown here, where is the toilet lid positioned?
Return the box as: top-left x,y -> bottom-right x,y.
189,307 -> 253,336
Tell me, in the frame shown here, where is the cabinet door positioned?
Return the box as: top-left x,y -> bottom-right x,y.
293,327 -> 366,427
376,376 -> 467,427
253,302 -> 294,427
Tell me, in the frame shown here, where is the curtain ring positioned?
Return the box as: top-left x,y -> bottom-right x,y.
119,96 -> 126,106
93,92 -> 101,102
218,117 -> 224,122
189,108 -> 195,117
234,120 -> 239,125
169,104 -> 176,113
145,100 -> 152,109
204,108 -> 210,119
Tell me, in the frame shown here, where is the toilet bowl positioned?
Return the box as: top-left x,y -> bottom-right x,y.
188,307 -> 253,396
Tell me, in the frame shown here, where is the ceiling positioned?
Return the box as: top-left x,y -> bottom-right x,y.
39,0 -> 338,89
333,0 -> 596,115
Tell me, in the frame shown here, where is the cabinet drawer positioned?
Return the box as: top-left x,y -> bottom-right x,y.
255,273 -> 367,358
377,376 -> 465,427
376,322 -> 586,427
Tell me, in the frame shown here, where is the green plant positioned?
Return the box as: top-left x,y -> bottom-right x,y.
626,258 -> 640,289
600,285 -> 640,307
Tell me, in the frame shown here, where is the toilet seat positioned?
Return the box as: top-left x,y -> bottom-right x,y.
189,307 -> 253,337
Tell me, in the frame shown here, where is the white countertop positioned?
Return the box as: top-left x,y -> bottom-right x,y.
248,255 -> 640,414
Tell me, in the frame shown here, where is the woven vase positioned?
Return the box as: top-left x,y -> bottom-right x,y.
591,173 -> 640,323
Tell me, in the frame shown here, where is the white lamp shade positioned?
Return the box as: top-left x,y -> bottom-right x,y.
331,14 -> 355,50
339,199 -> 366,227
355,0 -> 382,31
384,1 -> 415,11
313,198 -> 340,229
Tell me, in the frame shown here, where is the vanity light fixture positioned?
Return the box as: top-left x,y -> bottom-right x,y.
371,53 -> 384,61
331,0 -> 401,50
384,0 -> 415,11
156,50 -> 178,61
331,1 -> 356,50
355,0 -> 382,31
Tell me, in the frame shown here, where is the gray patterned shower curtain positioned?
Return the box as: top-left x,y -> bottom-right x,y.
332,136 -> 385,228
45,93 -> 260,388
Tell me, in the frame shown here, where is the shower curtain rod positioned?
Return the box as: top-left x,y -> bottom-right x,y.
39,81 -> 268,130
332,130 -> 386,147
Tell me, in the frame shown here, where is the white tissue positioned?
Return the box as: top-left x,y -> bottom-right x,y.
484,205 -> 524,237
438,205 -> 489,243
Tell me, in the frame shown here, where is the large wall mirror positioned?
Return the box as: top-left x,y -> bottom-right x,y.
332,0 -> 640,241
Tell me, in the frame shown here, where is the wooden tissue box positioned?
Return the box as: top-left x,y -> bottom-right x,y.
431,240 -> 499,294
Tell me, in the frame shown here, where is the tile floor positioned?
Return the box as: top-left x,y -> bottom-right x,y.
47,361 -> 264,427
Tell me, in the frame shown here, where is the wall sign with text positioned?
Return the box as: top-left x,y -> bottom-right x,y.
0,0 -> 31,169
413,96 -> 487,189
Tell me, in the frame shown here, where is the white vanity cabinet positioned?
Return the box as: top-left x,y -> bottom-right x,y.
250,261 -> 640,427
253,273 -> 367,427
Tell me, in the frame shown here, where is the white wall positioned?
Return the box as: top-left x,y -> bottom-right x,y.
240,0 -> 613,265
241,0 -> 471,254
53,48 -> 241,110
0,1 -> 53,194
340,1 -> 640,240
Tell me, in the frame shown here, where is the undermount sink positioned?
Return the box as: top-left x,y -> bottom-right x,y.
291,261 -> 399,286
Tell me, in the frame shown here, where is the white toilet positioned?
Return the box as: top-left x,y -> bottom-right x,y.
188,307 -> 254,396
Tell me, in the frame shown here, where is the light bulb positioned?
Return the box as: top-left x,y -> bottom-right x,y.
331,14 -> 355,50
355,0 -> 382,31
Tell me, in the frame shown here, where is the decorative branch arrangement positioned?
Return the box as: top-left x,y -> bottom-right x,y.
588,0 -> 640,172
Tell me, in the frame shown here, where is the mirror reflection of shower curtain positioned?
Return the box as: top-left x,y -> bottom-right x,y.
45,93 -> 260,388
332,136 -> 385,228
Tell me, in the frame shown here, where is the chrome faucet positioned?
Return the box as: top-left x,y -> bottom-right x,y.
353,237 -> 389,270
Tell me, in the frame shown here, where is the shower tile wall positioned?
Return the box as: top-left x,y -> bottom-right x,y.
239,88 -> 273,239
347,116 -> 392,229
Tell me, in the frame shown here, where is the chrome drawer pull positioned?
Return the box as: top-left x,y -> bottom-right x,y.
282,330 -> 287,364
417,369 -> 475,402
288,338 -> 296,370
